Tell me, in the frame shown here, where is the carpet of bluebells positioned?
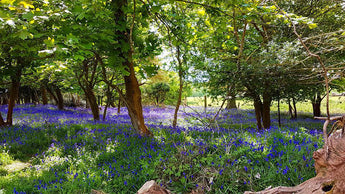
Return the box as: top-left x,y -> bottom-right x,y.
0,104 -> 325,193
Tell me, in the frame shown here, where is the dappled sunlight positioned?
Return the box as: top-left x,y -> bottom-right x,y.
0,105 -> 326,193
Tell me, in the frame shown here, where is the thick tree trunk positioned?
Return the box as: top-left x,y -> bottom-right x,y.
173,46 -> 183,128
312,93 -> 322,117
124,64 -> 152,135
85,87 -> 100,121
262,91 -> 272,129
312,102 -> 321,117
226,97 -> 237,109
32,89 -> 39,104
112,0 -> 152,136
46,85 -> 59,107
55,86 -> 64,110
226,88 -> 237,109
253,95 -> 263,130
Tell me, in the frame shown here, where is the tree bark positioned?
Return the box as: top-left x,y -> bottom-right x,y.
288,99 -> 294,119
111,0 -> 152,136
103,87 -> 112,121
253,94 -> 263,130
55,86 -> 64,110
262,91 -> 272,129
312,102 -> 321,117
6,69 -> 21,126
226,87 -> 237,109
292,97 -> 297,119
46,85 -> 59,107
0,113 -> 5,126
277,97 -> 281,127
173,45 -> 183,128
85,86 -> 100,121
312,94 -> 322,117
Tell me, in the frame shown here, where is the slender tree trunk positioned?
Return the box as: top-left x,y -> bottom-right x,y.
253,95 -> 263,130
6,69 -> 21,126
173,46 -> 183,128
288,99 -> 294,119
117,95 -> 121,114
204,96 -> 207,113
103,86 -> 112,121
0,113 -> 4,126
262,91 -> 272,129
103,101 -> 109,121
292,97 -> 297,119
112,0 -> 151,136
277,97 -> 281,127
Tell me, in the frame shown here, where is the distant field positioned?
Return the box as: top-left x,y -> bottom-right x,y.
186,96 -> 345,115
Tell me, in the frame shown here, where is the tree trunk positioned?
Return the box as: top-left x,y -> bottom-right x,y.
55,86 -> 64,110
288,99 -> 294,119
103,101 -> 109,121
253,95 -> 263,130
262,91 -> 271,129
278,97 -> 281,127
173,46 -> 183,128
85,87 -> 100,121
226,88 -> 237,109
124,64 -> 151,135
312,94 -> 322,117
33,89 -> 39,104
46,85 -> 59,107
0,113 -> 5,126
112,0 -> 152,136
117,97 -> 121,114
226,97 -> 237,109
6,69 -> 21,126
312,102 -> 321,117
71,93 -> 76,107
292,97 -> 297,119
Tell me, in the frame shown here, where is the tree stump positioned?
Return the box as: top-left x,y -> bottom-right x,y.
245,123 -> 345,194
137,180 -> 172,194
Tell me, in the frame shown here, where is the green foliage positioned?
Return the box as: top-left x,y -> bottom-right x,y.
0,151 -> 13,166
146,82 -> 170,105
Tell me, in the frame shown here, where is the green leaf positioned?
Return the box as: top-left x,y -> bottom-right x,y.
74,55 -> 85,61
18,30 -> 32,40
22,12 -> 34,20
308,23 -> 317,29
